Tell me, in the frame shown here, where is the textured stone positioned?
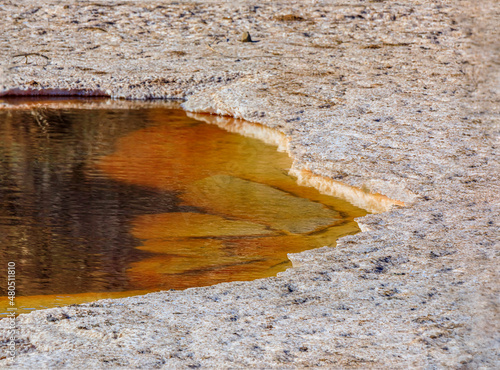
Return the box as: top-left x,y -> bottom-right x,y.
0,0 -> 499,368
239,31 -> 252,43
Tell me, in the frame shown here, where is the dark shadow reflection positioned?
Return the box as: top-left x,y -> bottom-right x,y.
0,106 -> 190,296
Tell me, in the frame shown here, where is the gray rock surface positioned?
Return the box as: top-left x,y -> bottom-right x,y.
0,0 -> 498,368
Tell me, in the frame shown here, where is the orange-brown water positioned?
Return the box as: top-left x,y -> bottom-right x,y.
0,101 -> 366,316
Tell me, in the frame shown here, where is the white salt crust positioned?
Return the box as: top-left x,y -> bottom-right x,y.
0,0 -> 498,368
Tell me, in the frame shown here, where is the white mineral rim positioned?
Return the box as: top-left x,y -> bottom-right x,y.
0,0 -> 498,368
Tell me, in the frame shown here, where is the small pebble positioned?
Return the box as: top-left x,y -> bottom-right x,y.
239,31 -> 252,42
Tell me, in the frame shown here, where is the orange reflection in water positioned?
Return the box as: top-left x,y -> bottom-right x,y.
128,219 -> 360,290
98,122 -> 292,191
0,106 -> 367,315
99,113 -> 366,291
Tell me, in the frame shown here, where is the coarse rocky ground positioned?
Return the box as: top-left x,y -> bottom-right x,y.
0,0 -> 498,368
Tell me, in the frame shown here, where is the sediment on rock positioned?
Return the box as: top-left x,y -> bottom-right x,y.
0,0 -> 498,368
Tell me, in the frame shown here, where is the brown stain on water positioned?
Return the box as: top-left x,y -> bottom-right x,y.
0,104 -> 366,315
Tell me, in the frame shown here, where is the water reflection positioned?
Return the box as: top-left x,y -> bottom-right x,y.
0,101 -> 367,314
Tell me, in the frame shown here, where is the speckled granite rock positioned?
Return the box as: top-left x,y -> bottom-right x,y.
0,0 -> 499,368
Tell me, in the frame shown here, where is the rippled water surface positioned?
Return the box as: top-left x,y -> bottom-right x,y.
0,100 -> 366,315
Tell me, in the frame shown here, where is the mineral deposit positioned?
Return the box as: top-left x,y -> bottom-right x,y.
0,0 -> 498,368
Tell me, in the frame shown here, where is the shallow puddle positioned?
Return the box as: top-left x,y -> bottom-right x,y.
0,99 -> 367,316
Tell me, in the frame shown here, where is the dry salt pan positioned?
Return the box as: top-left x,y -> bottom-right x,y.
0,0 -> 498,368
